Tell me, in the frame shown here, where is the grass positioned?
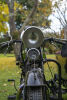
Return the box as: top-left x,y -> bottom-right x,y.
0,54 -> 20,100
0,54 -> 67,100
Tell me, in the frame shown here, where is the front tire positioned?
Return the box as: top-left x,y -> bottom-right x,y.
26,87 -> 44,100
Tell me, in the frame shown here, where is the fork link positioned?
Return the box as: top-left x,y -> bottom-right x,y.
20,69 -> 25,84
20,72 -> 23,84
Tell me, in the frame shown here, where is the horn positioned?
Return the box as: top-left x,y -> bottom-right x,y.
22,26 -> 44,48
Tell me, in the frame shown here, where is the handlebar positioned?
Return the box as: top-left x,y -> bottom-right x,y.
0,40 -> 23,49
0,38 -> 67,49
43,37 -> 67,45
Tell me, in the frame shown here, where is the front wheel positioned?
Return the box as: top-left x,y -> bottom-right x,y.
26,87 -> 47,100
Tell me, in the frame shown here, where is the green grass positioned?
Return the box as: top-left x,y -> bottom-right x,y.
0,54 -> 67,100
0,54 -> 20,100
0,54 -> 14,57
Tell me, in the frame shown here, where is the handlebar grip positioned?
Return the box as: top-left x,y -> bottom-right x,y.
0,43 -> 8,49
43,38 -> 66,45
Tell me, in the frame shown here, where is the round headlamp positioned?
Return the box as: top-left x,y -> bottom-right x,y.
22,26 -> 44,48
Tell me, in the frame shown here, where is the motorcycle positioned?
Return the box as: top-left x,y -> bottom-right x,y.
0,26 -> 67,100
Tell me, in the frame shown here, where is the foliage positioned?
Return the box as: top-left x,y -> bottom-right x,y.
54,0 -> 67,26
56,55 -> 67,80
33,0 -> 52,26
52,0 -> 67,39
44,42 -> 56,54
15,0 -> 52,28
17,0 -> 34,9
44,32 -> 60,38
61,29 -> 64,39
0,1 -> 9,33
0,0 -> 52,34
43,31 -> 62,54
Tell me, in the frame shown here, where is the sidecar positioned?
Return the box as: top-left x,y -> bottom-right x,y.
56,42 -> 67,98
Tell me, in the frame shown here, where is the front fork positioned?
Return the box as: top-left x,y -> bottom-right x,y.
16,83 -> 25,100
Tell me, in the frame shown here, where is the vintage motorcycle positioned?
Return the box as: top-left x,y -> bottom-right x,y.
0,26 -> 67,100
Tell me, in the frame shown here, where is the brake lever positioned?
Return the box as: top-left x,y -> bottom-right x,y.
0,42 -> 10,54
4,47 -> 9,55
4,42 -> 10,55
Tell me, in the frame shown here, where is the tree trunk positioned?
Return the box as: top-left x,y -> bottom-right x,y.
64,25 -> 67,39
6,0 -> 38,61
19,0 -> 38,33
8,0 -> 16,36
6,0 -> 20,59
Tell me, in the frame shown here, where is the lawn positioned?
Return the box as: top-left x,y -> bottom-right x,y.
0,54 -> 67,100
0,54 -> 20,100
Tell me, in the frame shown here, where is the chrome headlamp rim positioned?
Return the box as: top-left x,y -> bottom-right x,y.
22,26 -> 44,48
27,48 -> 40,61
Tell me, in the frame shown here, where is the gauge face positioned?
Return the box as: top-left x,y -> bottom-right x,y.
27,48 -> 40,61
22,26 -> 44,48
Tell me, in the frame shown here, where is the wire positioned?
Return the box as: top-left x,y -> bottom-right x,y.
46,57 -> 54,79
43,47 -> 54,78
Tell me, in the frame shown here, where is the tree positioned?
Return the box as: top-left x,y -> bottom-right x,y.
4,0 -> 38,60
1,0 -> 52,38
15,0 -> 52,29
52,0 -> 67,39
31,0 -> 52,27
0,1 -> 9,33
1,0 -> 52,60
